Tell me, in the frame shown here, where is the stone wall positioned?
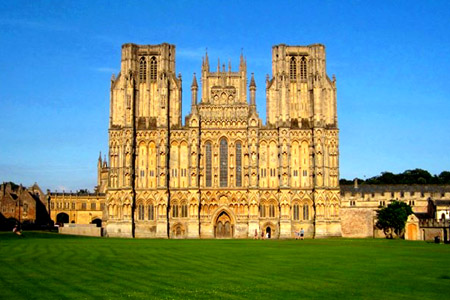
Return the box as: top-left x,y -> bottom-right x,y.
340,207 -> 374,238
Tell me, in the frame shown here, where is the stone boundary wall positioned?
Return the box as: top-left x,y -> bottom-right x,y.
340,207 -> 375,238
59,224 -> 102,237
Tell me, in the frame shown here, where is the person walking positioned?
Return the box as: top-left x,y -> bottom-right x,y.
300,228 -> 304,240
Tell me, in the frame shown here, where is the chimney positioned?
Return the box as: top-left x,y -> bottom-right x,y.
354,178 -> 358,189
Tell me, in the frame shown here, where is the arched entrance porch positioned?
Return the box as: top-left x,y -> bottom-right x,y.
214,210 -> 233,238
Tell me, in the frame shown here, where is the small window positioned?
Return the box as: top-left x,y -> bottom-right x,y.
91,203 -> 96,210
82,202 -> 87,210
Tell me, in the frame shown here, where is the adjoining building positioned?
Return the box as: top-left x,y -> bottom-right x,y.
340,181 -> 450,241
0,182 -> 50,230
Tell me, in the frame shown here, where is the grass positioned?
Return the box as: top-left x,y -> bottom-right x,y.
1,232 -> 449,299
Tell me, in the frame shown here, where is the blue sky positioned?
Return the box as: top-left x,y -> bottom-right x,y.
0,1 -> 449,191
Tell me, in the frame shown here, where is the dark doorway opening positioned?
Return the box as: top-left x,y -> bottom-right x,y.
56,213 -> 69,225
266,226 -> 271,239
91,218 -> 102,227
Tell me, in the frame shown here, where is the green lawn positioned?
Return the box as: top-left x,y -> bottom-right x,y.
0,232 -> 449,299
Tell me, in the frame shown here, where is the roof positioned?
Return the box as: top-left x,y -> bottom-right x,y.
434,200 -> 450,206
340,184 -> 450,194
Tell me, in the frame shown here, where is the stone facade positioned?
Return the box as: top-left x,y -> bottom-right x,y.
48,192 -> 104,226
105,43 -> 341,238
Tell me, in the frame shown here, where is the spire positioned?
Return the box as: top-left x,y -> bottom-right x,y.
239,48 -> 245,68
98,151 -> 102,163
217,58 -> 220,72
202,48 -> 209,71
191,73 -> 198,89
228,60 -> 231,72
103,155 -> 107,168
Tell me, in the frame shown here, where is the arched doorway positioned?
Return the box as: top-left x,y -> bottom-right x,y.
215,211 -> 233,238
262,222 -> 277,239
91,218 -> 102,227
266,226 -> 272,239
56,213 -> 69,225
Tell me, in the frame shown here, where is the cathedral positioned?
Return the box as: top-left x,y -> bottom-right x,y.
104,43 -> 341,238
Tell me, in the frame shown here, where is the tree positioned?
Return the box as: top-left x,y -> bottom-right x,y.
376,201 -> 413,239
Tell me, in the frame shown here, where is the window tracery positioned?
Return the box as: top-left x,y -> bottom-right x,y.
206,142 -> 212,187
236,141 -> 242,187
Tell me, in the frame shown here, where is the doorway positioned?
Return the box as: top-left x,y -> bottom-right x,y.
266,226 -> 272,239
215,211 -> 232,238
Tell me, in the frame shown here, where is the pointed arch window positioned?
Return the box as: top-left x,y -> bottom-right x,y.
235,141 -> 242,187
205,142 -> 212,187
293,204 -> 300,220
138,204 -> 145,220
139,57 -> 147,81
289,56 -> 297,80
147,204 -> 154,220
220,139 -> 228,187
303,204 -> 309,220
300,56 -> 307,81
150,56 -> 157,81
